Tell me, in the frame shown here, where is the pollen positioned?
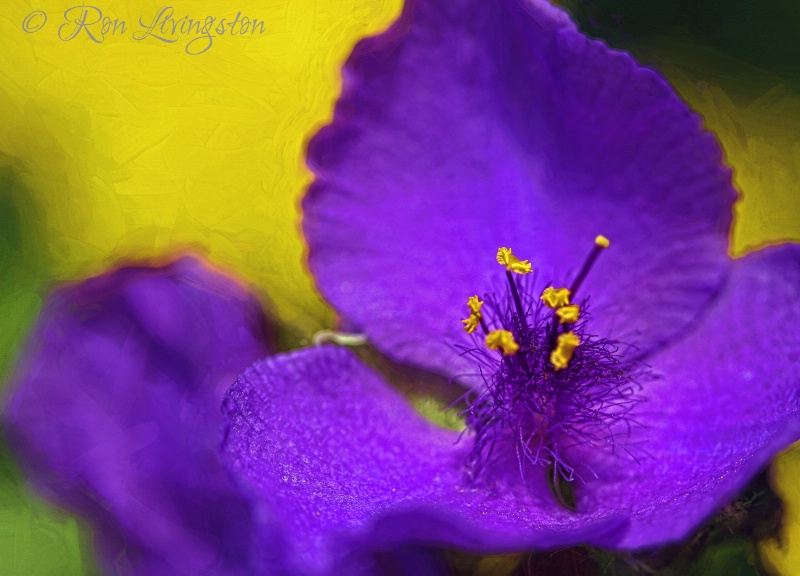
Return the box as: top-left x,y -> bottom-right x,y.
461,296 -> 484,334
461,316 -> 480,334
540,287 -> 571,309
466,295 -> 483,315
595,235 -> 610,249
485,329 -> 519,356
555,304 -> 580,325
550,331 -> 580,371
496,247 -> 532,275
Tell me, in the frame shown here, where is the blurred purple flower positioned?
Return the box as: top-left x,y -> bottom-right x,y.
4,258 -> 272,575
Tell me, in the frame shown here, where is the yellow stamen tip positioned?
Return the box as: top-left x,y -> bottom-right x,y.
462,296 -> 484,334
555,304 -> 580,325
462,316 -> 479,334
550,331 -> 580,371
485,329 -> 519,356
496,247 -> 532,275
540,287 -> 571,309
595,235 -> 610,249
466,295 -> 483,315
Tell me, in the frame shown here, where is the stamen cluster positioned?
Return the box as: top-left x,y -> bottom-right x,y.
456,245 -> 647,496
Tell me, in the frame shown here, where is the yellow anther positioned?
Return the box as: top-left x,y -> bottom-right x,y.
540,287 -> 571,309
462,316 -> 480,334
595,235 -> 610,249
461,296 -> 484,334
496,247 -> 532,275
550,331 -> 580,371
466,295 -> 483,315
555,304 -> 580,325
485,330 -> 519,356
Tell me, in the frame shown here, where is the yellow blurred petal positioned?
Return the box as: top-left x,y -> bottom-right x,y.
643,37 -> 800,253
1,5 -> 402,573
760,443 -> 800,576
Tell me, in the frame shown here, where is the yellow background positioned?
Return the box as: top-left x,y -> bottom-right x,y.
0,1 -> 401,573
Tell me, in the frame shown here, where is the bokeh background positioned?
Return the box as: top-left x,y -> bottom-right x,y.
0,0 -> 798,574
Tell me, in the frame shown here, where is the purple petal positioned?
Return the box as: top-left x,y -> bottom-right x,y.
4,257 -> 273,576
579,243 -> 800,548
221,246 -> 800,572
221,346 -> 627,576
303,0 -> 735,377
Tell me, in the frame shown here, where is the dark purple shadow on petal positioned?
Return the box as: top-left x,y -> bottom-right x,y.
303,0 -> 736,379
221,346 -> 627,576
3,257 -> 273,576
573,244 -> 800,549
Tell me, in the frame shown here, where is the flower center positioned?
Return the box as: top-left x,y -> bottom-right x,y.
457,237 -> 644,510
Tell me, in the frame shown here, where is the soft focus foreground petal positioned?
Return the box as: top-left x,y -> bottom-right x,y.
3,258 -> 272,575
577,244 -> 800,549
221,346 -> 627,576
304,0 -> 736,377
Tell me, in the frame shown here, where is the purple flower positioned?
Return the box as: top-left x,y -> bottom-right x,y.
221,0 -> 800,573
4,258 -> 272,575
5,0 -> 800,575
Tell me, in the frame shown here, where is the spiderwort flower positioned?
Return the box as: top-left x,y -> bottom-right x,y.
220,0 -> 800,573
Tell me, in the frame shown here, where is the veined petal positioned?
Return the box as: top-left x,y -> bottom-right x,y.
303,0 -> 735,378
221,346 -> 626,576
3,257 -> 273,575
577,244 -> 800,548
